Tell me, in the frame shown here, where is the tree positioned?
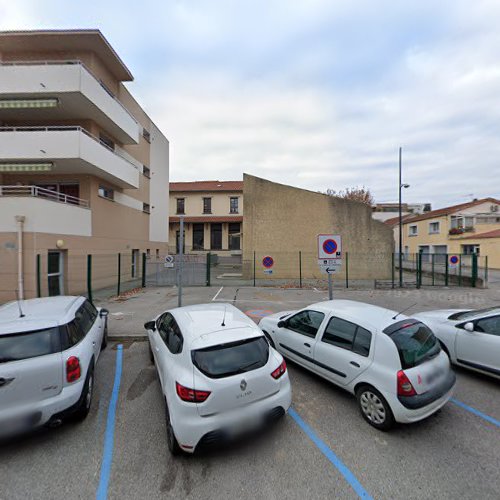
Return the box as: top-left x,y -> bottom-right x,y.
325,186 -> 374,206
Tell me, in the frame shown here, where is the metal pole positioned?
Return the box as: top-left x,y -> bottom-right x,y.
327,273 -> 333,300
345,251 -> 349,288
445,254 -> 449,287
141,252 -> 146,288
398,147 -> 403,288
391,252 -> 395,289
206,252 -> 211,286
36,254 -> 41,298
299,251 -> 302,288
178,216 -> 184,307
117,253 -> 121,296
432,253 -> 435,286
87,254 -> 93,304
253,251 -> 256,287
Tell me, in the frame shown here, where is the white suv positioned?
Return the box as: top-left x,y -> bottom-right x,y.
145,303 -> 292,454
0,296 -> 108,438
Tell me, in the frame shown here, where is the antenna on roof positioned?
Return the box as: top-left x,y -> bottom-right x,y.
392,303 -> 417,320
221,305 -> 227,327
15,290 -> 25,318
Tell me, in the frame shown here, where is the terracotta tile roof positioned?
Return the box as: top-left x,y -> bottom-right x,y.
169,216 -> 243,224
384,214 -> 414,226
458,228 -> 500,240
394,198 -> 500,224
170,180 -> 243,192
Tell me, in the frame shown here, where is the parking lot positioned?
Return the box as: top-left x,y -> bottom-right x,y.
1,285 -> 499,500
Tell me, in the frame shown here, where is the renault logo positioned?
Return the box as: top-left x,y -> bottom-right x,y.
240,379 -> 247,391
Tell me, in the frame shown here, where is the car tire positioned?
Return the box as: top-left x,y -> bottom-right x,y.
262,331 -> 275,349
356,385 -> 395,431
165,400 -> 181,455
72,365 -> 94,422
101,321 -> 108,350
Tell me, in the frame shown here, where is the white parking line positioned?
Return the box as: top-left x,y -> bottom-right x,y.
212,287 -> 224,301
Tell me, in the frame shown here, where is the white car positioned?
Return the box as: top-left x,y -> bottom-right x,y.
414,307 -> 500,379
259,300 -> 456,430
0,296 -> 108,438
144,303 -> 291,454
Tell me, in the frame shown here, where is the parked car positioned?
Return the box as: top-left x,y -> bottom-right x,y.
414,307 -> 500,379
259,300 -> 456,430
0,296 -> 108,438
144,303 -> 291,454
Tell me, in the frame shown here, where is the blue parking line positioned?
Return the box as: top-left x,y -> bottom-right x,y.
96,345 -> 123,500
451,398 -> 500,428
288,408 -> 373,499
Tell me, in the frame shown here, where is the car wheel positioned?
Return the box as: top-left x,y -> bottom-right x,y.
356,385 -> 394,431
165,400 -> 181,455
263,331 -> 275,349
73,366 -> 94,422
101,321 -> 108,350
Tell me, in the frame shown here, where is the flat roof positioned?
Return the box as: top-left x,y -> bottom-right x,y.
0,29 -> 133,81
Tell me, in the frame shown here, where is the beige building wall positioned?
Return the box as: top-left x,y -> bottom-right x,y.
242,174 -> 394,280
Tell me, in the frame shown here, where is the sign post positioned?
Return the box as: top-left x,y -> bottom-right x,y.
317,234 -> 342,300
178,216 -> 184,307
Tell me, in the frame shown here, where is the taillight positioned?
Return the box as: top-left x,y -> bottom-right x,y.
271,359 -> 287,379
176,382 -> 211,403
66,356 -> 81,383
397,370 -> 416,396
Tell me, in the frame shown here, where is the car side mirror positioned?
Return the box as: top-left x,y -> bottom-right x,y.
99,308 -> 109,318
277,320 -> 287,328
464,322 -> 474,333
144,320 -> 156,331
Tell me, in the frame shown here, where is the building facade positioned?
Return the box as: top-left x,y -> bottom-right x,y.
169,181 -> 242,255
386,198 -> 500,267
0,30 -> 169,302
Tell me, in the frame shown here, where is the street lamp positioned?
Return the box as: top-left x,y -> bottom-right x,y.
398,147 -> 410,287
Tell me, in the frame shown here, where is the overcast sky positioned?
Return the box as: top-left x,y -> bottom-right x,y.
1,1 -> 499,208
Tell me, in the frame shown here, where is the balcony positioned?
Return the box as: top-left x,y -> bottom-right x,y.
449,226 -> 475,237
0,61 -> 140,144
0,185 -> 91,237
0,126 -> 140,189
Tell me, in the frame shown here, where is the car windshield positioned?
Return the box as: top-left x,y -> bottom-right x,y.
0,327 -> 61,363
448,307 -> 500,321
385,321 -> 440,369
192,336 -> 269,379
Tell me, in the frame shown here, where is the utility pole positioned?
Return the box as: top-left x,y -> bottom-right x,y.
178,216 -> 184,307
399,147 -> 403,288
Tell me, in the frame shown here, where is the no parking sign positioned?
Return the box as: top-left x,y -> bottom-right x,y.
449,255 -> 459,269
318,234 -> 342,259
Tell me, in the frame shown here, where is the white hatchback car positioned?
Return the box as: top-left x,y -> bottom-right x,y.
414,307 -> 500,379
259,300 -> 456,430
0,296 -> 108,438
144,303 -> 292,454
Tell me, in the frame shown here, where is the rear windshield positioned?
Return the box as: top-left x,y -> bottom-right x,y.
192,336 -> 269,379
385,321 -> 440,369
448,307 -> 499,321
0,327 -> 61,363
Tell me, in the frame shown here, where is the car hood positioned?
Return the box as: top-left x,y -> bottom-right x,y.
414,309 -> 469,322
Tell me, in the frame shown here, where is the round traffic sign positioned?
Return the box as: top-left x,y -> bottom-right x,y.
322,239 -> 338,255
164,254 -> 174,264
262,256 -> 274,268
450,255 -> 459,265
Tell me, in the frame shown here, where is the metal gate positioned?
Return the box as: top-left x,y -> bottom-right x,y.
145,254 -> 208,286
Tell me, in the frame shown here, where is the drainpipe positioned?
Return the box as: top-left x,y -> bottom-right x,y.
15,215 -> 25,300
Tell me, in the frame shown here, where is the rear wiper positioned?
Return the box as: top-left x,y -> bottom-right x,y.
240,360 -> 262,371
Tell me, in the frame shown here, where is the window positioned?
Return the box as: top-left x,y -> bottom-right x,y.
192,223 -> 205,250
83,300 -> 98,325
409,225 -> 418,236
158,313 -> 184,354
143,203 -> 150,214
143,166 -> 151,178
228,222 -> 240,250
156,249 -> 160,259
131,249 -> 139,278
230,197 -> 239,214
146,249 -> 151,259
462,245 -> 480,255
210,223 -> 222,250
474,316 -> 500,336
321,318 -> 372,356
384,320 -> 440,369
99,185 -> 114,201
73,302 -> 95,339
142,128 -> 151,143
203,197 -> 212,214
287,310 -> 325,338
192,337 -> 269,379
176,198 -> 185,214
429,221 -> 440,234
0,327 -> 61,362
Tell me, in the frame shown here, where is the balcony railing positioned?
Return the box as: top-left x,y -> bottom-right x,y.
0,60 -> 139,127
0,125 -> 141,170
0,185 -> 90,208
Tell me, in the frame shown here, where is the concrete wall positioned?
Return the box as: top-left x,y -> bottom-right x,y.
242,174 -> 394,280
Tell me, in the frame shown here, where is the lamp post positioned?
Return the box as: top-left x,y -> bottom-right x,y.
398,147 -> 410,287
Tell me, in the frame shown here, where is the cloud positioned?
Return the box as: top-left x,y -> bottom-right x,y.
1,0 -> 499,207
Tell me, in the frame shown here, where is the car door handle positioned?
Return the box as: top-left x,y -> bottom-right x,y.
350,361 -> 360,368
304,343 -> 311,348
